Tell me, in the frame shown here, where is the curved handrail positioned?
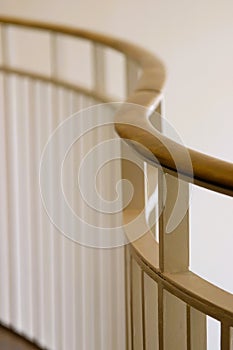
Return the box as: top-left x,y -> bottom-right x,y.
0,15 -> 165,76
124,208 -> 233,325
1,16 -> 231,196
116,97 -> 233,196
0,65 -> 114,103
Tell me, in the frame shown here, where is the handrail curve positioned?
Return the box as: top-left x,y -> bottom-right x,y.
124,209 -> 233,325
0,16 -> 232,196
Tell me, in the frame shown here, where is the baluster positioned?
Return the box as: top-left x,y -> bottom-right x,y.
157,116 -> 207,349
0,24 -> 11,326
158,281 -> 164,350
123,162 -> 145,350
122,57 -> 144,212
159,173 -> 189,273
92,42 -> 111,349
221,324 -> 230,349
30,80 -> 44,344
1,23 -> 10,67
50,32 -> 59,79
145,101 -> 164,240
92,43 -> 106,94
39,82 -> 55,348
157,99 -> 188,349
158,171 -> 190,349
125,244 -> 132,350
131,258 -> 144,349
71,92 -> 86,350
49,33 -> 67,349
187,307 -> 207,350
141,270 -> 146,350
163,290 -> 187,349
156,94 -> 201,349
221,323 -> 233,350
231,327 -> 233,350
126,58 -> 138,95
154,100 -> 165,350
159,174 -> 207,349
17,76 -> 34,337
38,34 -> 59,348
123,57 -> 146,349
59,87 -> 71,348
144,273 -> 159,350
2,24 -> 24,330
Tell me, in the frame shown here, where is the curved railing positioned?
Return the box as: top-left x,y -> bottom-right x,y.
0,16 -> 232,350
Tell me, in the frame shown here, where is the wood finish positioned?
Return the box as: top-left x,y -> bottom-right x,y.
188,307 -> 207,350
158,173 -> 189,273
0,65 -> 113,103
0,16 -> 231,196
124,209 -> 233,325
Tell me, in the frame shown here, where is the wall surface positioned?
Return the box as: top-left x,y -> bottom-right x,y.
0,1 -> 232,349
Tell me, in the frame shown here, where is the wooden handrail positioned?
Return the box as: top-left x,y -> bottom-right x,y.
0,15 -> 165,73
0,15 -> 231,196
0,65 -> 114,103
116,107 -> 233,196
124,209 -> 233,325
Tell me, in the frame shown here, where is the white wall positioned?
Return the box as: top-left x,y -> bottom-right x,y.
0,1 -> 233,349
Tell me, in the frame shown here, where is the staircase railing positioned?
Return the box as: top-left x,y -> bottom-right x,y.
0,16 -> 232,350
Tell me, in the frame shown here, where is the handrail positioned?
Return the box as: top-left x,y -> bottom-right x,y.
1,16 -> 231,196
115,94 -> 233,196
0,15 -> 165,73
124,209 -> 233,325
0,65 -> 114,103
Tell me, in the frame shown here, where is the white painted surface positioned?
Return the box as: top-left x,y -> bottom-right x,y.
0,72 -> 126,349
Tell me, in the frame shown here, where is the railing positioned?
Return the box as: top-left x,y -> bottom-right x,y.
0,16 -> 232,350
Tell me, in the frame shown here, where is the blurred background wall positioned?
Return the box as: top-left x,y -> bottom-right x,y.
0,0 -> 232,348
